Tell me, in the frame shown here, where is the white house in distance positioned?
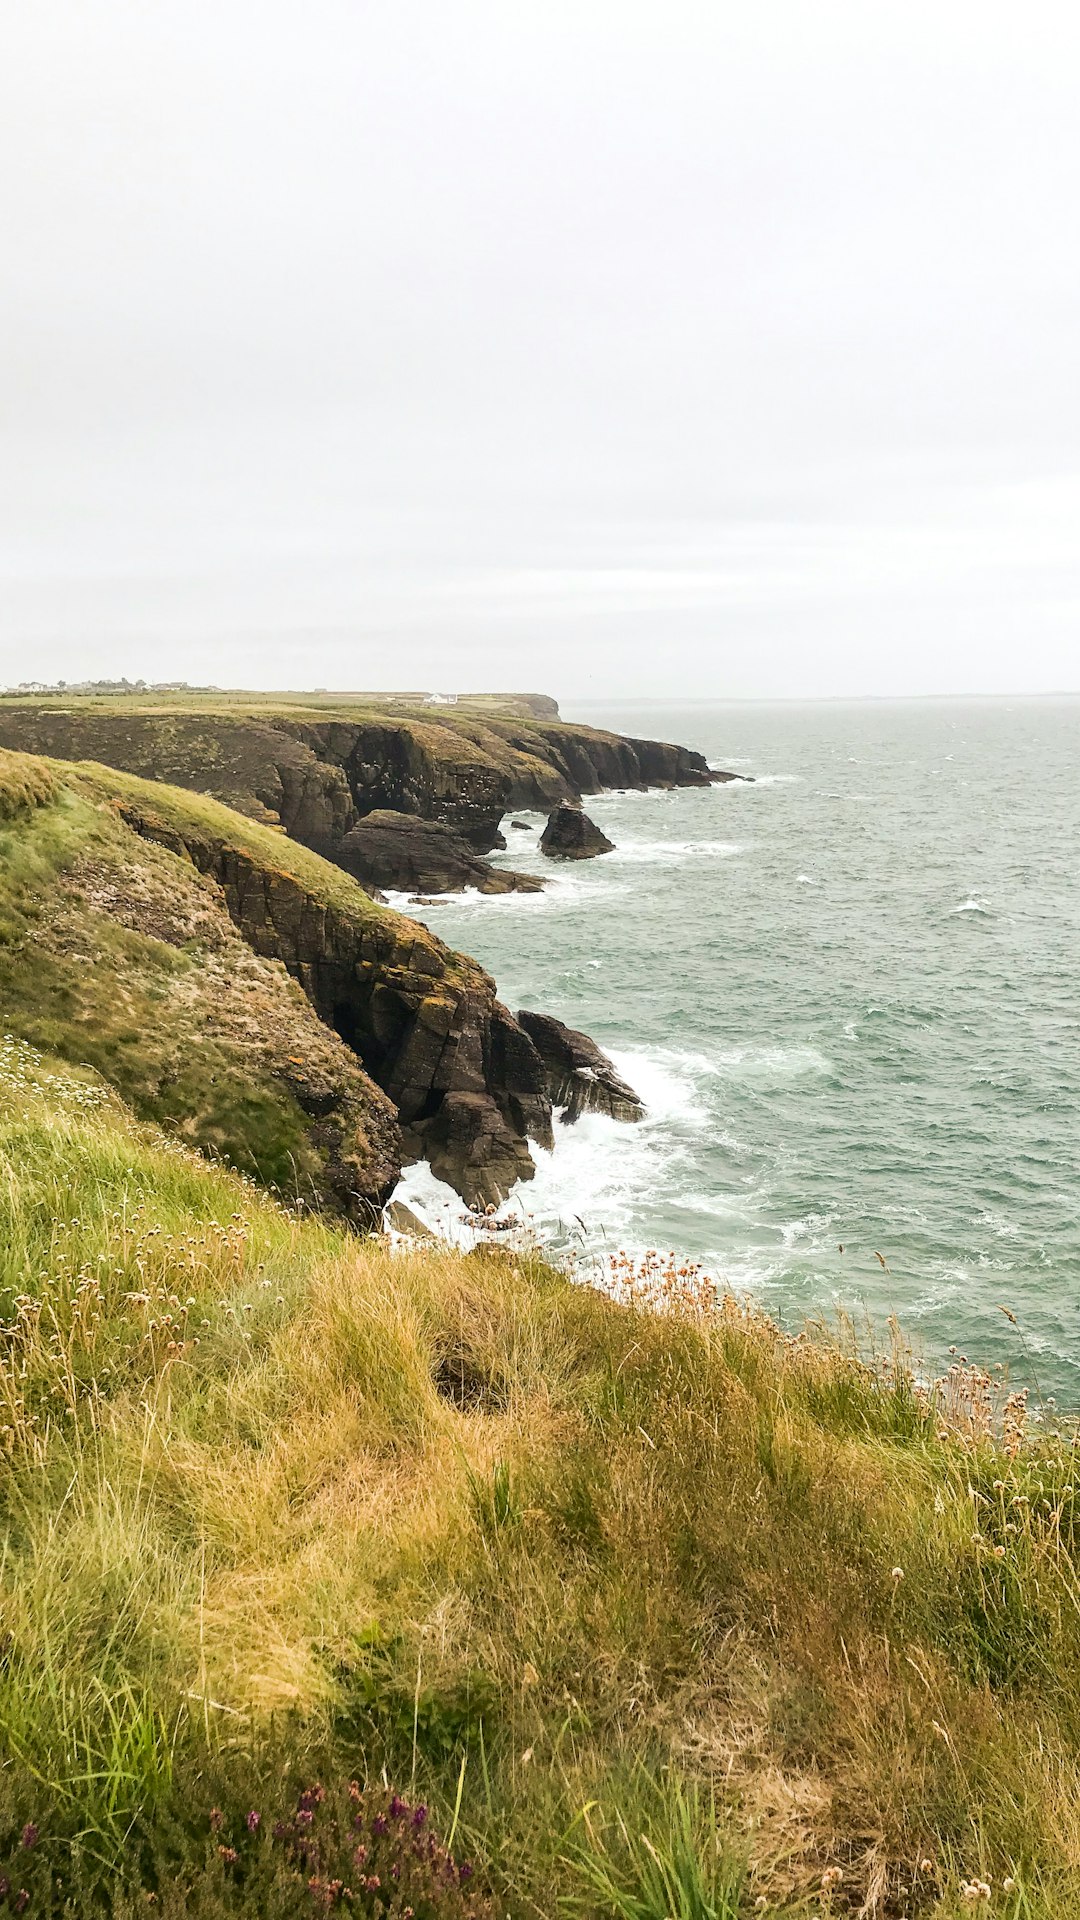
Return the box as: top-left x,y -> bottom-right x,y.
425,692 -> 459,706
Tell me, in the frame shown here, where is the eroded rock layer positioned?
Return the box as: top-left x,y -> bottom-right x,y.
0,696 -> 741,881
336,811 -> 543,897
517,1010 -> 644,1125
109,783 -> 556,1208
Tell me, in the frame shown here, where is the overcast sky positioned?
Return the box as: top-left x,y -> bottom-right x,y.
2,1 -> 1079,698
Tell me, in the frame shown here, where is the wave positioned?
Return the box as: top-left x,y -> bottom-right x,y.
648,1042 -> 833,1083
607,839 -> 742,866
950,897 -> 991,916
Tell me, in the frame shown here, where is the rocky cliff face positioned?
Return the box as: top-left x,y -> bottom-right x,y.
517,1010 -> 644,1125
106,778 -> 559,1208
0,698 -> 739,882
0,752 -> 401,1222
336,811 -> 544,897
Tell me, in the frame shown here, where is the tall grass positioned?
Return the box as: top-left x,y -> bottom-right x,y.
2,1039 -> 1080,1912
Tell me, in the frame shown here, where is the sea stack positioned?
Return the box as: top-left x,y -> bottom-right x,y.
540,800 -> 615,860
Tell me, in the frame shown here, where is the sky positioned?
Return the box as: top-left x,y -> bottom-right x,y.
2,0 -> 1079,699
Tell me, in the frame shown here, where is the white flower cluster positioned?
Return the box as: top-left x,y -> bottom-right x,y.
0,1033 -> 111,1113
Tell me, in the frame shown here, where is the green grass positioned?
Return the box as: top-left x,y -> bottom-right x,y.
2,1035 -> 1080,1913
0,774 -> 399,1219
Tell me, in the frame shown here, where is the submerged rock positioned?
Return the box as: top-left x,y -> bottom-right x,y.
539,801 -> 614,861
336,811 -> 543,896
509,819 -> 532,831
517,1010 -> 644,1125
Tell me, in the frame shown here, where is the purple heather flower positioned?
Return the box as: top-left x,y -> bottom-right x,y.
296,1809 -> 314,1829
411,1804 -> 428,1829
363,1875 -> 381,1893
19,1824 -> 38,1850
272,1821 -> 290,1841
459,1862 -> 474,1883
246,1809 -> 260,1833
371,1814 -> 388,1836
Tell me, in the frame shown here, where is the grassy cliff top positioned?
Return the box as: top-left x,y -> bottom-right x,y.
0,1018 -> 1078,1914
0,688 -> 558,721
0,753 -> 404,1216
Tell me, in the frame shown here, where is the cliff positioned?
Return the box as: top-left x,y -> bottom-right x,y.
0,691 -> 736,872
0,748 -> 627,1212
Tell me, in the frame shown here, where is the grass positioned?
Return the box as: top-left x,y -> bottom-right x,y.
0,775 -> 400,1214
1,1038 -> 1080,1913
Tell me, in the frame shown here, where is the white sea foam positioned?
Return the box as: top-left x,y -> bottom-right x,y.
607,839 -> 742,866
393,1044 -> 714,1260
649,1042 -> 833,1082
795,873 -> 819,886
951,896 -> 991,915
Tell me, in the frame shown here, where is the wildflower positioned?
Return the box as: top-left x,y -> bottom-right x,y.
890,1566 -> 904,1582
389,1794 -> 408,1819
919,1858 -> 936,1874
364,1875 -> 381,1893
993,1544 -> 1006,1559
296,1809 -> 314,1829
217,1846 -> 239,1865
352,1846 -> 369,1869
20,1823 -> 38,1849
459,1861 -> 474,1882
14,1894 -> 28,1915
246,1809 -> 260,1832
371,1814 -> 388,1836
209,1808 -> 224,1833
1003,1877 -> 1016,1892
821,1865 -> 843,1891
0,1878 -> 9,1898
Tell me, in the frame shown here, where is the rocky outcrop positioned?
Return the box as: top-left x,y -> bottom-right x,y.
540,802 -> 614,860
111,785 -> 557,1209
0,796 -> 402,1223
0,698 -> 744,886
336,811 -> 543,897
517,1011 -> 644,1125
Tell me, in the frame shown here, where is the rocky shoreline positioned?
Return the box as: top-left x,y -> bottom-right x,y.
0,694 -> 743,1217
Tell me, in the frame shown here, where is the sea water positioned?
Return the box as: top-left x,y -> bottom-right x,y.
397,697 -> 1080,1402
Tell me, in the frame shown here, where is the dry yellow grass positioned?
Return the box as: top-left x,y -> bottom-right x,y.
1,1037 -> 1080,1914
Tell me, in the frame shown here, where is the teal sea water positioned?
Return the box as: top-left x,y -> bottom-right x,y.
398,698 -> 1080,1402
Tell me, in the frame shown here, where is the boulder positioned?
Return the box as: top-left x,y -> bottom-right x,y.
517,1010 -> 644,1125
420,1091 -> 537,1210
509,819 -> 532,831
539,801 -> 614,861
335,811 -> 543,896
384,1198 -> 435,1239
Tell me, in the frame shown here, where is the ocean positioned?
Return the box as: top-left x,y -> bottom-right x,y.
397,697 -> 1080,1403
